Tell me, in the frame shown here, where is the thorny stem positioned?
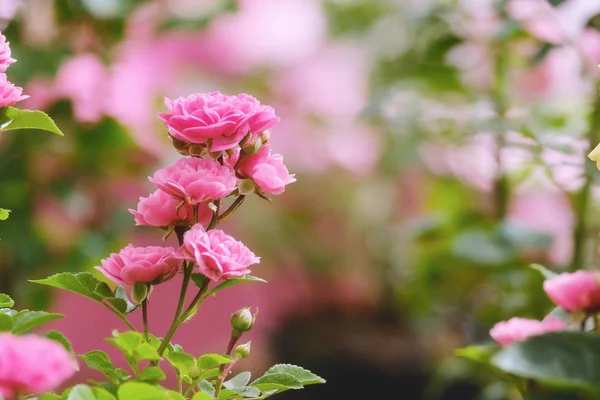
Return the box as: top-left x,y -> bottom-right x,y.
571,87 -> 600,271
214,334 -> 241,399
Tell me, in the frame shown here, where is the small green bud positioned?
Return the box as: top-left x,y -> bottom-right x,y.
170,136 -> 190,156
230,307 -> 255,333
132,282 -> 150,304
242,138 -> 262,156
234,341 -> 251,359
238,179 -> 255,196
188,144 -> 208,157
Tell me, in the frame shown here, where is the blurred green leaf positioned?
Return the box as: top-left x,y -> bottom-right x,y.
0,293 -> 14,308
530,264 -> 558,280
208,276 -> 267,297
0,313 -> 13,332
0,107 -> 64,135
0,209 -> 9,220
455,345 -> 498,364
45,330 -> 73,352
79,350 -> 120,383
12,310 -> 63,334
117,382 -> 168,400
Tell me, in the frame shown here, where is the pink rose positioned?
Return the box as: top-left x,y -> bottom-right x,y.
490,317 -> 567,347
95,244 -> 179,286
0,333 -> 77,397
176,224 -> 260,281
150,157 -> 237,205
238,145 -> 296,195
129,189 -> 212,228
158,91 -> 279,152
0,73 -> 27,107
0,32 -> 15,72
543,270 -> 600,312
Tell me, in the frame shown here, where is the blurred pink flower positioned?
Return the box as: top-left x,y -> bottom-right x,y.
150,157 -> 237,204
176,224 -> 260,281
129,189 -> 212,228
544,270 -> 600,312
579,28 -> 600,72
490,317 -> 567,347
238,145 -> 295,195
0,333 -> 77,397
0,32 -> 14,72
0,73 -> 26,106
53,53 -> 108,122
96,244 -> 179,286
507,0 -> 566,44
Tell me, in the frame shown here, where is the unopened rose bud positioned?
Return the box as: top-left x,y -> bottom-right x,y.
588,142 -> 600,170
234,341 -> 251,359
238,179 -> 255,196
230,307 -> 256,334
259,130 -> 271,144
170,136 -> 190,156
188,144 -> 208,157
242,138 -> 262,156
132,282 -> 150,304
189,363 -> 201,379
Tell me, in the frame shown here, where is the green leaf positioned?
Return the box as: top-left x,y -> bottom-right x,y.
37,394 -> 62,400
224,371 -> 251,389
547,306 -> 570,323
166,392 -> 186,400
134,343 -> 161,361
45,330 -> 73,352
192,393 -> 213,400
198,380 -> 215,397
0,313 -> 13,332
67,384 -> 96,400
115,286 -> 137,313
0,107 -> 64,135
92,387 -> 117,400
208,276 -> 267,297
30,272 -> 103,302
117,382 -> 168,400
452,230 -> 513,266
492,331 -> 600,393
191,273 -> 208,290
530,264 -> 558,280
199,367 -> 220,380
265,364 -> 325,385
198,353 -> 233,369
165,349 -> 196,377
0,208 -> 8,220
79,350 -> 119,383
252,373 -> 304,392
12,310 -> 64,334
455,345 -> 498,364
0,293 -> 14,308
218,387 -> 261,399
140,366 -> 166,381
107,330 -> 143,353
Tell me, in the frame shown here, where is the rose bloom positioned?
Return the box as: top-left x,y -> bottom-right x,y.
129,189 -> 212,228
96,244 -> 179,286
158,91 -> 279,152
0,73 -> 27,107
238,145 -> 296,195
150,157 -> 236,205
0,33 -> 15,72
544,270 -> 600,312
490,317 -> 567,347
0,333 -> 77,397
176,224 -> 260,281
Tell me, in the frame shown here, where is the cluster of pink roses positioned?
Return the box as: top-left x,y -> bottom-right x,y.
490,270 -> 600,346
0,32 -> 26,107
97,91 -> 293,286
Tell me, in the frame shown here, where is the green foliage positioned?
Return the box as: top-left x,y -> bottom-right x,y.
12,310 -> 64,334
0,107 -> 64,135
208,276 -> 267,297
0,208 -> 9,220
0,293 -> 14,308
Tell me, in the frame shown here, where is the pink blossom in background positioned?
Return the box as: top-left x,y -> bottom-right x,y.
197,0 -> 326,74
544,270 -> 600,312
130,189 -> 212,228
176,224 -> 260,281
0,0 -> 21,25
490,317 -> 567,347
0,73 -> 26,106
507,0 -> 566,44
53,53 -> 108,122
150,157 -> 237,204
508,191 -> 574,266
578,28 -> 600,72
0,334 -> 77,397
96,245 -> 179,286
158,92 -> 279,152
238,145 -> 296,195
0,32 -> 14,71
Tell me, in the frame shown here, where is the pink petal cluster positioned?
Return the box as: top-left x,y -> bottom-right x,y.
238,145 -> 296,195
490,317 -> 567,347
150,157 -> 237,205
96,244 -> 179,286
543,270 -> 600,312
158,91 -> 279,152
0,33 -> 15,72
129,189 -> 212,228
176,224 -> 260,281
0,333 -> 77,397
0,73 -> 26,107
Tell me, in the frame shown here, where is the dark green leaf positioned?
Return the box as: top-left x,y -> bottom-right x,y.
30,272 -> 103,302
252,372 -> 304,391
264,364 -> 325,385
492,331 -> 600,393
79,350 -> 119,382
0,294 -> 13,308
115,286 -> 137,313
0,107 -> 64,135
45,330 -> 73,352
12,310 -> 64,334
209,276 -> 267,297
191,273 -> 208,290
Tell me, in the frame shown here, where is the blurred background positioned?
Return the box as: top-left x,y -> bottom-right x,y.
1,0 -> 600,398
